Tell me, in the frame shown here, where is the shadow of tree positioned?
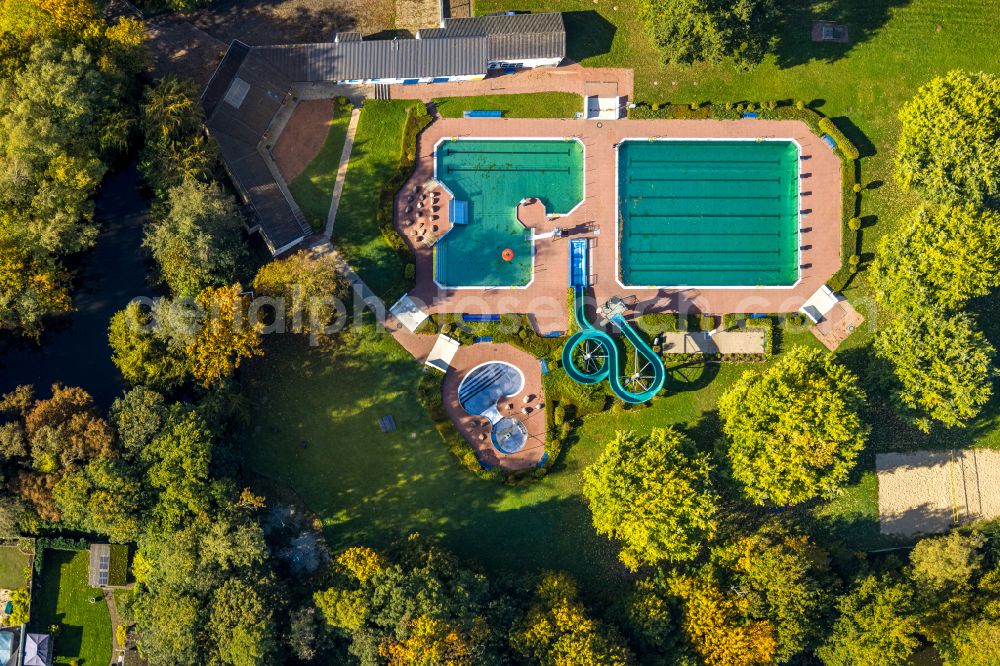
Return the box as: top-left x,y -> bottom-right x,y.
562,11 -> 617,63
772,0 -> 913,69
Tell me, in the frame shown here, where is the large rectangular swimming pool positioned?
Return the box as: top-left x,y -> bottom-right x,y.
434,139 -> 584,288
618,139 -> 800,287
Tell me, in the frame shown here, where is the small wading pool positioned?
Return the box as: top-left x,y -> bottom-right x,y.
457,361 -> 528,454
434,139 -> 584,288
618,139 -> 800,287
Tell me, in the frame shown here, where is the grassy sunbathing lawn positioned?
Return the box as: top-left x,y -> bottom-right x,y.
30,550 -> 112,666
0,544 -> 30,589
288,97 -> 354,231
242,321 -> 898,598
433,92 -> 583,118
333,100 -> 427,301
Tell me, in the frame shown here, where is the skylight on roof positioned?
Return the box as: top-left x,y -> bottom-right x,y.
224,77 -> 251,109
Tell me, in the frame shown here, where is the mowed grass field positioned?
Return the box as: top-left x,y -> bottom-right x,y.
288,97 -> 354,230
332,100 -> 425,300
0,544 -> 30,589
434,92 -> 583,118
30,550 -> 112,666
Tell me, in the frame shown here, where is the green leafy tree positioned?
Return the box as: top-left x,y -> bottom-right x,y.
940,618 -> 1000,666
252,250 -> 350,338
139,76 -> 215,194
582,427 -> 718,569
817,575 -> 920,666
875,309 -> 995,432
712,523 -> 833,661
909,531 -> 986,642
53,456 -> 147,542
895,70 -> 1000,207
871,204 -> 1000,312
511,571 -> 631,666
718,347 -> 868,505
640,0 -> 778,69
141,407 -> 217,532
109,300 -> 190,391
145,179 -> 245,298
209,578 -> 277,666
110,387 -> 166,455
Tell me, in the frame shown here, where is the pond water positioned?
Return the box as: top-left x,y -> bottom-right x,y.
0,162 -> 155,408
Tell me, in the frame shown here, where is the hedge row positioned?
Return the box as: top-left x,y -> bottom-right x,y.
33,537 -> 88,575
375,103 -> 433,296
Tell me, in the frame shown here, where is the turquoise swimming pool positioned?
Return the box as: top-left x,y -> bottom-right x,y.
618,139 -> 800,287
434,139 -> 584,288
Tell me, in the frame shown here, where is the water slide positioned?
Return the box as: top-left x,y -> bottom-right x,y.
561,242 -> 666,404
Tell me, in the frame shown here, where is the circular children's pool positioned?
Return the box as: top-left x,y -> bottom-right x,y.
456,361 -> 527,454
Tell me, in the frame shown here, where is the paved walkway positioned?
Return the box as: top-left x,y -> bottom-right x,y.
388,64 -> 634,103
325,107 -> 361,237
398,116 -> 842,325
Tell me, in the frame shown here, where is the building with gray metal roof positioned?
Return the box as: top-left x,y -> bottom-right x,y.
202,13 -> 566,256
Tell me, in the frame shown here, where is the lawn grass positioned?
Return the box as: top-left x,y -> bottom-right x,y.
30,550 -> 112,666
333,100 -> 426,301
433,92 -> 583,118
288,97 -> 354,231
243,326 -> 628,598
0,545 -> 30,589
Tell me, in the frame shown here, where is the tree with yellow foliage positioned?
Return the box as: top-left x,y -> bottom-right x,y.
186,284 -> 263,388
0,240 -> 71,337
668,570 -> 777,666
583,427 -> 718,569
380,616 -> 474,666
511,571 -> 631,666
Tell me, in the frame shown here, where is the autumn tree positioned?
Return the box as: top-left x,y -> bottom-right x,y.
583,427 -> 718,569
668,570 -> 777,666
895,70 -> 1000,207
0,242 -> 71,337
510,571 -> 631,666
875,309 -> 994,432
718,346 -> 868,506
315,537 -> 506,665
712,523 -> 833,661
252,250 -> 349,338
187,284 -> 263,388
145,179 -> 245,298
640,0 -> 778,69
870,204 -> 1000,312
909,531 -> 986,642
817,575 -> 920,666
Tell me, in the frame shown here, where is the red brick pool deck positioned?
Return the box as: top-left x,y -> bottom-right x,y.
395,116 -> 842,471
441,343 -> 547,470
398,117 -> 842,331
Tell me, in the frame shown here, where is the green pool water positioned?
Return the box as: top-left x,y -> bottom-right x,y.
618,140 -> 800,287
434,139 -> 584,287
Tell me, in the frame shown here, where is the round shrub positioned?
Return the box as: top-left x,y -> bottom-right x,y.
848,217 -> 862,231
849,254 -> 861,269
795,100 -> 805,110
554,404 -> 566,426
853,183 -> 863,193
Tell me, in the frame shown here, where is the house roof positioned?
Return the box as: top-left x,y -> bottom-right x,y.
88,544 -> 129,588
23,634 -> 51,666
252,37 -> 490,83
0,631 -> 13,662
439,13 -> 566,62
200,42 -> 308,253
